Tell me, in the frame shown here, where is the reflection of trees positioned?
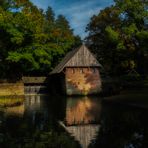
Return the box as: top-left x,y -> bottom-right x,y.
0,114 -> 81,148
89,103 -> 148,148
0,95 -> 80,148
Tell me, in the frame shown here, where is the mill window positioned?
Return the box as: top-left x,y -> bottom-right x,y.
80,68 -> 83,73
72,69 -> 75,73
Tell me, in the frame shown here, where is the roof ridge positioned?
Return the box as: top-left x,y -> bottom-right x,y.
50,45 -> 101,74
50,45 -> 81,74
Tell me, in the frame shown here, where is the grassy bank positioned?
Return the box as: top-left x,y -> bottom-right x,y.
0,83 -> 24,96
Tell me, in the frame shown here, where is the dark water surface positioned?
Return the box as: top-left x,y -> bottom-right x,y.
0,91 -> 148,148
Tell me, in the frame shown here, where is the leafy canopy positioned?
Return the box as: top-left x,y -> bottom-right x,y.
86,0 -> 148,75
0,0 -> 82,78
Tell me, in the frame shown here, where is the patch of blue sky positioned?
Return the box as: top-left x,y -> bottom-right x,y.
30,0 -> 114,39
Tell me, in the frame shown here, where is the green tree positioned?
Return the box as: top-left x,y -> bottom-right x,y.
0,0 -> 81,78
45,6 -> 55,23
48,15 -> 76,68
86,0 -> 148,75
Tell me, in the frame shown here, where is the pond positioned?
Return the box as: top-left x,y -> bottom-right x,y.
0,89 -> 148,148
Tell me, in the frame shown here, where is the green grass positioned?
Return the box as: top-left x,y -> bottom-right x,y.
0,83 -> 24,96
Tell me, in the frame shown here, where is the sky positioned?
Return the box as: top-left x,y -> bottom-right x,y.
30,0 -> 114,39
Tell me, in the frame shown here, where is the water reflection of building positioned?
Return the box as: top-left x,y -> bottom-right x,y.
24,95 -> 48,111
25,95 -> 42,111
65,97 -> 102,125
61,96 -> 101,148
67,124 -> 100,148
24,95 -> 50,129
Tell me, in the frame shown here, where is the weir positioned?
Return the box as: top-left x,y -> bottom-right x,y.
24,85 -> 47,94
22,77 -> 48,95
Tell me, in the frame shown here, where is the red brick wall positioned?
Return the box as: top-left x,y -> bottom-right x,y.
65,67 -> 102,95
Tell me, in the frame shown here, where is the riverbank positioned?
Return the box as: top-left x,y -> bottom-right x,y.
0,76 -> 147,98
0,82 -> 24,97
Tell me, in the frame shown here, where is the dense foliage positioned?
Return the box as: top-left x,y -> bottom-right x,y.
86,0 -> 148,76
0,0 -> 82,78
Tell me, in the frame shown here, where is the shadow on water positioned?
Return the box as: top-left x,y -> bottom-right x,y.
89,102 -> 148,148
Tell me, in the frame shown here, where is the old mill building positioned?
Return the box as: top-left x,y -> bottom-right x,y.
50,45 -> 102,95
